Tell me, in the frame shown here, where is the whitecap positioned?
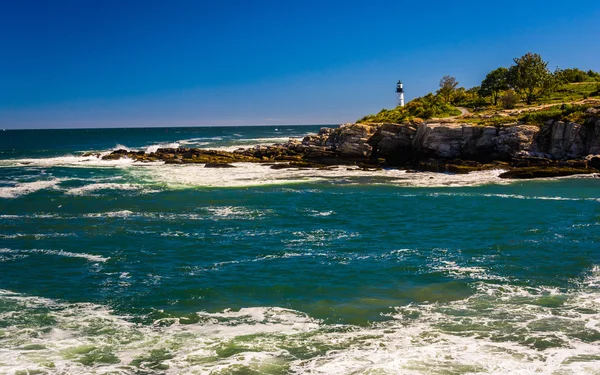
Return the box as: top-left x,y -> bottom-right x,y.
0,155 -> 139,168
0,178 -> 62,199
145,142 -> 180,153
113,143 -> 131,151
427,192 -> 600,202
205,206 -> 273,219
126,164 -> 514,189
65,183 -> 153,196
0,248 -> 109,262
1,268 -> 599,375
0,233 -> 76,240
83,210 -> 135,218
300,209 -> 334,217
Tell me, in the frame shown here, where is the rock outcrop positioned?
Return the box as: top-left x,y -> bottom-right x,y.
528,118 -> 600,158
99,113 -> 600,178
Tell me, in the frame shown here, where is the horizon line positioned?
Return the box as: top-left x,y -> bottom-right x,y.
1,123 -> 342,131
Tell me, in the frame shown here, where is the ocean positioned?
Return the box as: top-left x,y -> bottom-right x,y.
0,125 -> 599,374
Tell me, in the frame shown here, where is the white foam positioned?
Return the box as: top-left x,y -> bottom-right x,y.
433,260 -> 509,281
0,232 -> 75,240
291,279 -> 600,375
0,213 -> 57,219
125,164 -> 513,189
0,154 -> 139,168
178,139 -> 211,147
83,210 -> 135,218
207,137 -> 300,151
0,248 -> 109,263
1,267 -> 599,375
425,191 -> 600,202
3,153 -> 596,191
0,178 -> 62,198
205,206 -> 273,218
144,142 -> 180,153
113,143 -> 131,151
300,209 -> 334,217
65,182 -> 152,196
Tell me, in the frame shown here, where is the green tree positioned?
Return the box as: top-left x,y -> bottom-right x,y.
479,67 -> 509,105
588,70 -> 600,81
437,75 -> 459,103
556,68 -> 590,83
507,53 -> 556,105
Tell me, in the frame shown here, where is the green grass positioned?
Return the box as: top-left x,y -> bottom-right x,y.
518,104 -> 596,125
543,82 -> 599,103
359,94 -> 461,123
357,83 -> 600,126
461,82 -> 600,112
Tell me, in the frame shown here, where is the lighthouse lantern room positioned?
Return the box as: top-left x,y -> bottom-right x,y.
396,80 -> 405,107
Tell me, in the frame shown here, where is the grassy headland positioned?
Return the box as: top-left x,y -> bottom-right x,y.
359,53 -> 600,126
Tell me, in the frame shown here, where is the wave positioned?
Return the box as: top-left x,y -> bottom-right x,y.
0,213 -> 57,219
64,182 -> 155,196
206,136 -> 299,151
144,142 -> 180,153
299,208 -> 334,217
1,156 -> 598,192
0,154 -> 140,168
0,248 -> 109,263
0,266 -> 598,374
126,164 -> 514,189
204,206 -> 274,219
426,192 -> 600,202
0,232 -> 76,240
111,141 -> 182,154
0,178 -> 62,199
83,210 -> 135,218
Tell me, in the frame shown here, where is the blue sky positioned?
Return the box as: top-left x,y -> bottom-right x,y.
1,0 -> 600,128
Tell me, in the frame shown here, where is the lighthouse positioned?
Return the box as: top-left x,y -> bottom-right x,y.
396,80 -> 405,107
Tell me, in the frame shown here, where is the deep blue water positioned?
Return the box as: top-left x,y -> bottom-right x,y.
1,126 -> 599,374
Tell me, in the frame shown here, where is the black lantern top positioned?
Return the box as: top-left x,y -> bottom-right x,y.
396,80 -> 403,93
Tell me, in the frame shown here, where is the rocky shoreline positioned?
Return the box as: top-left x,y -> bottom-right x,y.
99,112 -> 600,179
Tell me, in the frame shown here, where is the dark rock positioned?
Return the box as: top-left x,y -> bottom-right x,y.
586,155 -> 600,170
204,163 -> 235,168
95,113 -> 600,180
499,167 -> 594,179
101,153 -> 125,160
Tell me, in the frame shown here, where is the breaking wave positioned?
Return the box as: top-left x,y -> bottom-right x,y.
0,265 -> 598,374
0,248 -> 110,263
0,178 -> 62,199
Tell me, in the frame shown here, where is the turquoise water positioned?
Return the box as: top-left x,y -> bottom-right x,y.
1,126 -> 599,374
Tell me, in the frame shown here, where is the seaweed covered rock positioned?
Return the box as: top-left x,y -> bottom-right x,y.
499,167 -> 594,179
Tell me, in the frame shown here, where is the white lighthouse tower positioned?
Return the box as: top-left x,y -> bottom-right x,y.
396,80 -> 405,107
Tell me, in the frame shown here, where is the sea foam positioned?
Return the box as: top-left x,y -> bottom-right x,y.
0,248 -> 109,263
0,178 -> 62,199
1,269 -> 599,374
127,163 -> 514,189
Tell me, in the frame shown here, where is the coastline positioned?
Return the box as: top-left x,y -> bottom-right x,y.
96,112 -> 600,180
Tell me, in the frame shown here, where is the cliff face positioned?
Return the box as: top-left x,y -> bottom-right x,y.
101,112 -> 600,177
529,119 -> 600,158
308,116 -> 600,165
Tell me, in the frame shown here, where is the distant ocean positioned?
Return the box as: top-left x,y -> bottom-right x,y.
1,125 -> 599,374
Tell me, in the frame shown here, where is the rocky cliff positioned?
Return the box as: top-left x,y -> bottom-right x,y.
304,114 -> 600,164
101,110 -> 600,178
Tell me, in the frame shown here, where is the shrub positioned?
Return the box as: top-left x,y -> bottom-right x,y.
358,93 -> 461,123
556,68 -> 590,83
499,90 -> 518,109
518,104 -> 593,124
519,108 -> 563,124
